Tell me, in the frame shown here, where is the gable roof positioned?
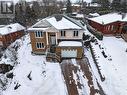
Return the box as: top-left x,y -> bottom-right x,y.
0,23 -> 25,35
46,16 -> 82,30
28,14 -> 84,31
88,13 -> 127,25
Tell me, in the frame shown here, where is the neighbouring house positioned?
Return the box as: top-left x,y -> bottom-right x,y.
0,23 -> 25,48
87,13 -> 127,35
88,13 -> 100,18
71,4 -> 82,13
28,14 -> 85,60
71,12 -> 84,20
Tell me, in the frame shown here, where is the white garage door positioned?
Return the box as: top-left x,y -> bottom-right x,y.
61,49 -> 77,58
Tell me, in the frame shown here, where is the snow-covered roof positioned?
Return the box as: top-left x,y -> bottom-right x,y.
28,14 -> 84,32
76,14 -> 84,18
27,27 -> 49,31
71,4 -> 80,7
0,23 -> 25,35
58,41 -> 82,47
88,13 -> 127,25
84,0 -> 92,3
46,16 -> 82,30
87,3 -> 101,7
89,13 -> 100,17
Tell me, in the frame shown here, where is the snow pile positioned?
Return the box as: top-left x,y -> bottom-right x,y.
0,34 -> 67,95
89,37 -> 127,95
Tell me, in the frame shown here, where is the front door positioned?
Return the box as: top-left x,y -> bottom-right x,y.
50,35 -> 56,45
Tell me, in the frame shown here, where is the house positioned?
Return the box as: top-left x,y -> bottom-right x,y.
71,12 -> 84,20
88,13 -> 100,18
71,4 -> 81,13
28,14 -> 85,59
87,13 -> 127,34
0,23 -> 25,48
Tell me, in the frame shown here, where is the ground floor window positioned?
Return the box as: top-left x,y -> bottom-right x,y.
36,42 -> 44,49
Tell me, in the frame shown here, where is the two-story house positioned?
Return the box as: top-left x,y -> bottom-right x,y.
28,14 -> 85,59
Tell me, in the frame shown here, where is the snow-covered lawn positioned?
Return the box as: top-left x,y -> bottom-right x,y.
88,36 -> 127,95
1,34 -> 67,95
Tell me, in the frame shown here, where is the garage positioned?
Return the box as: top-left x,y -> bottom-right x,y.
56,41 -> 83,58
61,49 -> 77,58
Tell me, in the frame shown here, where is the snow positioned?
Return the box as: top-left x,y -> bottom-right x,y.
89,13 -> 100,17
71,4 -> 80,7
27,27 -> 49,31
88,13 -> 127,25
84,0 -> 92,3
90,37 -> 127,95
46,17 -> 82,30
0,23 -> 25,35
58,41 -> 82,47
75,14 -> 84,18
88,3 -> 101,7
1,34 -> 67,95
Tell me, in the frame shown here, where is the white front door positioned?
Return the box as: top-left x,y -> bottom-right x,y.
61,49 -> 77,58
50,36 -> 56,45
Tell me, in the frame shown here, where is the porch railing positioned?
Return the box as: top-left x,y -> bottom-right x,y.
46,51 -> 61,63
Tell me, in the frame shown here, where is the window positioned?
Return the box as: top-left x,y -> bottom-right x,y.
108,25 -> 110,31
36,42 -> 44,49
35,31 -> 43,37
111,25 -> 114,31
73,31 -> 78,37
60,30 -> 66,36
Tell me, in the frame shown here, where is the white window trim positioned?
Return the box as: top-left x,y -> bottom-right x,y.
36,42 -> 45,49
35,31 -> 44,38
73,30 -> 78,37
60,30 -> 66,37
111,25 -> 114,31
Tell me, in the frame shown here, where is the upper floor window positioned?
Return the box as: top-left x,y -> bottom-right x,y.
36,42 -> 44,49
35,31 -> 43,38
73,31 -> 78,37
60,30 -> 66,36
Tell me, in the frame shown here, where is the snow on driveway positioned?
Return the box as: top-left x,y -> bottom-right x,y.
2,34 -> 67,95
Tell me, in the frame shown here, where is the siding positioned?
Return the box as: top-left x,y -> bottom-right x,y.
57,30 -> 83,40
0,30 -> 24,47
88,20 -> 125,34
29,32 -> 47,54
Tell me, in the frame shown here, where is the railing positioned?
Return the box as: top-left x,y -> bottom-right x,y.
46,52 -> 61,63
121,33 -> 127,42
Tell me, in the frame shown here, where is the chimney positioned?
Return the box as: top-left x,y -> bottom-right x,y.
122,13 -> 126,19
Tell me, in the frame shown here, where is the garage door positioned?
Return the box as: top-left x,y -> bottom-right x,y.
61,49 -> 77,58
